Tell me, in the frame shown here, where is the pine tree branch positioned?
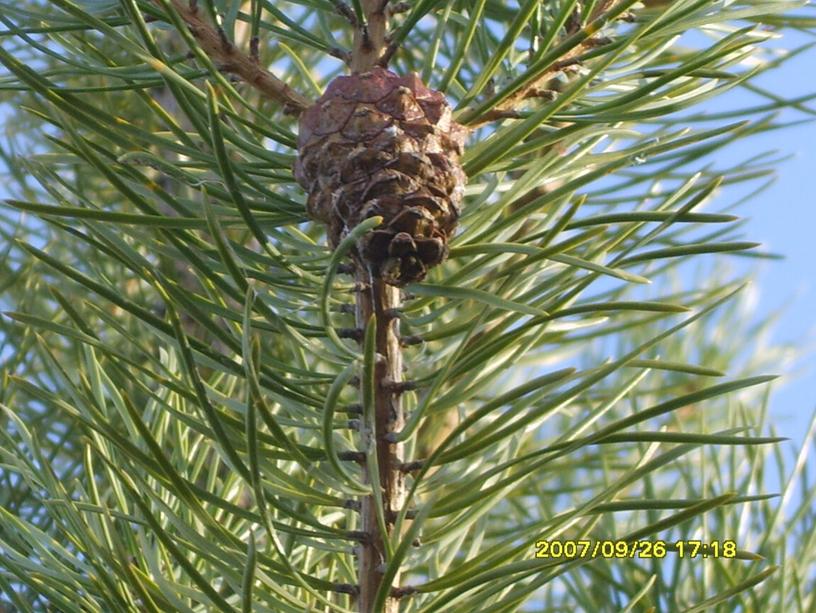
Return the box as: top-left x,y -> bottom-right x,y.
351,0 -> 390,72
470,41 -> 609,125
355,272 -> 405,613
331,0 -> 359,26
462,1 -> 625,126
152,0 -> 312,113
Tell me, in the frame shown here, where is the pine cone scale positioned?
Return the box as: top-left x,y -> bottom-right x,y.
296,68 -> 467,286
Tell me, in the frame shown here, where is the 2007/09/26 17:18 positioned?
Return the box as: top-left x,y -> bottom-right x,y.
534,539 -> 738,559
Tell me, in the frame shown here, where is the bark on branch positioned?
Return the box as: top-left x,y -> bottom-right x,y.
152,0 -> 312,113
355,272 -> 405,613
462,1 -> 623,126
351,0 -> 390,72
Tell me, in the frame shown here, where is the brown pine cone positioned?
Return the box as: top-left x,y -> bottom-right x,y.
295,68 -> 468,286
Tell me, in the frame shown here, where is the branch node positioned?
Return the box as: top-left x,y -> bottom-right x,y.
361,25 -> 373,51
566,6 -> 583,34
400,460 -> 424,472
524,87 -> 558,101
339,303 -> 357,314
153,0 -> 311,112
586,36 -> 613,48
331,1 -> 358,26
338,451 -> 366,462
383,307 -> 401,320
387,1 -> 410,16
341,403 -> 363,415
250,36 -> 260,63
392,586 -> 418,598
485,110 -> 526,122
329,47 -> 352,65
382,379 -> 417,394
400,335 -> 424,347
350,530 -> 369,543
332,583 -> 360,596
385,508 -> 416,521
378,41 -> 398,67
338,327 -> 364,342
215,26 -> 233,52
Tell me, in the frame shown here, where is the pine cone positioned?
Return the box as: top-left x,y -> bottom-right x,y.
295,68 -> 467,286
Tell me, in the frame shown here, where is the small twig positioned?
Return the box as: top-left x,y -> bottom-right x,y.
331,0 -> 358,26
351,0 -> 390,72
585,36 -> 613,48
383,308 -> 401,320
391,586 -> 418,599
339,451 -> 366,462
386,508 -> 416,521
462,2 -> 622,127
566,5 -> 583,34
382,379 -> 417,394
590,0 -> 617,21
361,24 -> 373,51
400,335 -> 424,347
341,403 -> 363,414
387,1 -> 410,16
329,46 -> 353,65
377,40 -> 398,68
476,109 -> 526,122
523,86 -> 558,101
152,0 -> 311,112
339,327 -> 364,342
215,25 -> 232,51
332,583 -> 360,596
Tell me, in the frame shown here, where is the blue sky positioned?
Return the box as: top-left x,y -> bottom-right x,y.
719,32 -> 816,446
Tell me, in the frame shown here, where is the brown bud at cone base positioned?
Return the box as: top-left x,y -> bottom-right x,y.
295,68 -> 467,286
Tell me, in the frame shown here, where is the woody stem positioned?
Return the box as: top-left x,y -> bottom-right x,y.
351,0 -> 389,72
154,0 -> 311,111
355,268 -> 405,613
